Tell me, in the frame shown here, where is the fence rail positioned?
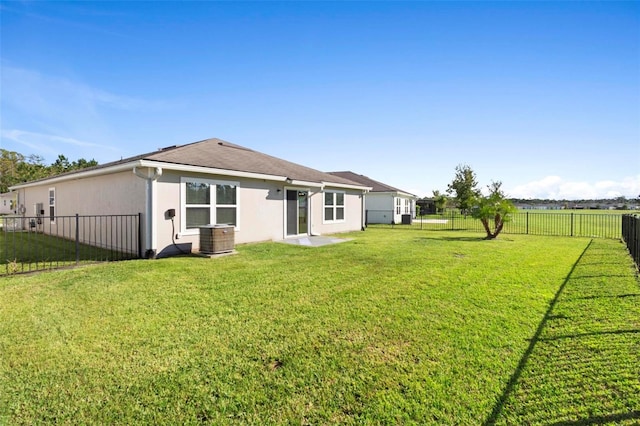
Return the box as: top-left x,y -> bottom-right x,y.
1,214 -> 141,276
367,210 -> 626,239
622,214 -> 640,270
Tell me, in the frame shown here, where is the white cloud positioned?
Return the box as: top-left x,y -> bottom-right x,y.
1,129 -> 119,158
507,175 -> 640,200
1,64 -> 178,159
1,64 -> 165,111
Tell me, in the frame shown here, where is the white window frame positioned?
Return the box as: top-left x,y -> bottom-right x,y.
48,187 -> 56,224
396,197 -> 401,215
180,177 -> 240,235
323,190 -> 345,223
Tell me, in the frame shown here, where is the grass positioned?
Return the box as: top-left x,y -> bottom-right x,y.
490,238 -> 640,424
0,229 -> 638,424
405,210 -> 633,238
0,231 -> 134,275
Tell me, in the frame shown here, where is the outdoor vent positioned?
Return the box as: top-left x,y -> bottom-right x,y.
199,224 -> 235,255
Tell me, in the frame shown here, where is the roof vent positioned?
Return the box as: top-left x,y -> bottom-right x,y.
159,145 -> 177,151
216,141 -> 254,152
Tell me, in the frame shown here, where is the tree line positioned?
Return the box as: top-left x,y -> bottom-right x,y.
0,149 -> 98,193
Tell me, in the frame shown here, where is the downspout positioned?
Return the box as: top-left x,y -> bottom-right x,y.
133,166 -> 162,258
361,190 -> 366,231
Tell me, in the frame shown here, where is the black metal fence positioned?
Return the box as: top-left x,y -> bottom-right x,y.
1,214 -> 141,276
367,210 -> 626,239
622,215 -> 640,270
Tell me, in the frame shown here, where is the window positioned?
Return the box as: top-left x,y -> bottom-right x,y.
48,188 -> 55,222
324,191 -> 345,222
215,184 -> 237,225
182,178 -> 238,233
396,198 -> 401,214
404,199 -> 410,214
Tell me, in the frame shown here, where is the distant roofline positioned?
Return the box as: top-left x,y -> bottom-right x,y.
327,171 -> 417,198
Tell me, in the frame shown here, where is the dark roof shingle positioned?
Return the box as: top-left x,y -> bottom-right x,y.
146,138 -> 360,186
12,138 -> 366,188
327,171 -> 415,196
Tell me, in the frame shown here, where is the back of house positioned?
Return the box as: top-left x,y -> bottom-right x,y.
9,138 -> 370,257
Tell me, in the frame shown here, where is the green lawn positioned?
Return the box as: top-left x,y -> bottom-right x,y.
1,230 -> 135,275
1,229 -> 638,424
409,210 -> 631,238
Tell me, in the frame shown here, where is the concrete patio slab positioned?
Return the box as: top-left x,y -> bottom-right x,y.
278,236 -> 352,247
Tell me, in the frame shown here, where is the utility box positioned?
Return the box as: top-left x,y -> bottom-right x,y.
401,214 -> 412,225
200,224 -> 235,255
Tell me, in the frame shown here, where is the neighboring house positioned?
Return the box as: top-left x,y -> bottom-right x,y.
0,192 -> 17,215
9,138 -> 370,257
327,171 -> 417,225
416,198 -> 436,215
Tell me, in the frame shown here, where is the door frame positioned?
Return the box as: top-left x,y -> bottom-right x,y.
284,187 -> 310,238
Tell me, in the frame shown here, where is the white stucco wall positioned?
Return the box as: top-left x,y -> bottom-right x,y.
15,171 -> 145,218
364,193 -> 415,224
312,187 -> 364,235
11,171 -> 147,254
365,193 -> 395,224
154,171 -> 289,256
155,173 -> 365,256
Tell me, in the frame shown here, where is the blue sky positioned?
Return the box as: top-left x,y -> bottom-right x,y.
1,1 -> 639,200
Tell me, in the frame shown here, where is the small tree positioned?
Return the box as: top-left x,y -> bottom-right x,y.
472,181 -> 517,240
432,190 -> 448,215
447,164 -> 480,216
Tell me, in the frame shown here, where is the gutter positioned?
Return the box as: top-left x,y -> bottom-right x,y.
133,166 -> 163,258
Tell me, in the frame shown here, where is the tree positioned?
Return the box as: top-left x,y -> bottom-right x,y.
447,164 -> 480,216
72,158 -> 98,170
432,190 -> 448,214
51,155 -> 98,174
51,154 -> 71,174
0,149 -> 24,193
0,149 -> 98,193
471,181 -> 517,240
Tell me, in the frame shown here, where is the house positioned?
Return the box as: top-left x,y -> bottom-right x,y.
327,171 -> 417,225
9,138 -> 370,257
416,198 -> 436,215
0,192 -> 17,215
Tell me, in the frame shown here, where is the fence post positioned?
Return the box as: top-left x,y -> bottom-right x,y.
570,213 -> 574,237
138,212 -> 143,259
526,211 -> 529,235
75,213 -> 80,264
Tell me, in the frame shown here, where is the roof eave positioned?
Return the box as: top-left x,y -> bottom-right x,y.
138,160 -> 296,182
368,190 -> 418,199
9,161 -> 143,190
322,181 -> 371,191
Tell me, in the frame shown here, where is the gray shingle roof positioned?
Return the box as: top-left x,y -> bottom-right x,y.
146,138 -> 361,186
327,171 -> 415,196
11,138 -> 367,188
